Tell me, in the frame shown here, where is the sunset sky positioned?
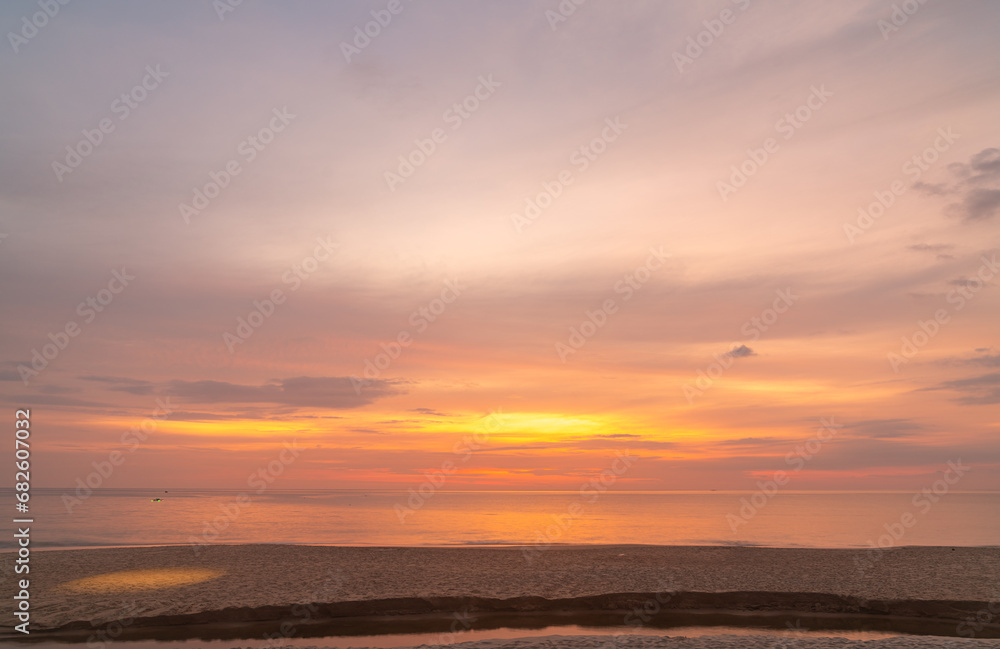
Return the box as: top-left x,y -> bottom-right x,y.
2,0 -> 998,492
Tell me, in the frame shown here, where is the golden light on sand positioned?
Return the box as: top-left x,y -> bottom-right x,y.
59,568 -> 225,593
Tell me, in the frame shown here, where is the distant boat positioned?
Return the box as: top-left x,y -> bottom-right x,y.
151,498 -> 163,502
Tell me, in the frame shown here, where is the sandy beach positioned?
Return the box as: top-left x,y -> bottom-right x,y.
6,544 -> 999,642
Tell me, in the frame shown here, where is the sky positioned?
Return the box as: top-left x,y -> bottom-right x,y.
1,0 -> 998,492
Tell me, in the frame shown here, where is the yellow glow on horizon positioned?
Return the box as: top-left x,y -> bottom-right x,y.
486,412 -> 605,436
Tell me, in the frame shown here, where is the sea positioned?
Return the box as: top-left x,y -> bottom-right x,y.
5,489 -> 999,550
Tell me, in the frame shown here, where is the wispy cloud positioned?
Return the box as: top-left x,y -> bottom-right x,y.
164,376 -> 406,409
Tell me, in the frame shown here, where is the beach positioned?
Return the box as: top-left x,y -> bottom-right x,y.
8,545 -> 999,643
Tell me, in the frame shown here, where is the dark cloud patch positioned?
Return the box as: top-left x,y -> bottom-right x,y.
478,444 -> 554,453
968,148 -> 1000,180
823,438 -> 990,473
932,372 -> 1000,405
754,436 -> 996,473
912,181 -> 950,196
945,258 -> 1000,292
80,375 -> 156,395
944,148 -> 1000,185
841,419 -> 923,439
8,394 -> 108,408
164,376 -> 406,409
916,149 -> 1000,222
409,408 -> 448,417
350,428 -> 385,435
906,291 -> 943,300
940,351 -> 1000,368
0,361 -> 32,382
930,148 -> 1000,222
505,467 -> 595,477
907,243 -> 955,262
166,411 -> 243,421
725,345 -> 756,358
908,243 -> 953,253
715,437 -> 784,447
947,188 -> 1000,223
38,384 -> 77,394
946,162 -> 970,179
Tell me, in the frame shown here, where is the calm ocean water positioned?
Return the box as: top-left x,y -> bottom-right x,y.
4,489 -> 999,549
